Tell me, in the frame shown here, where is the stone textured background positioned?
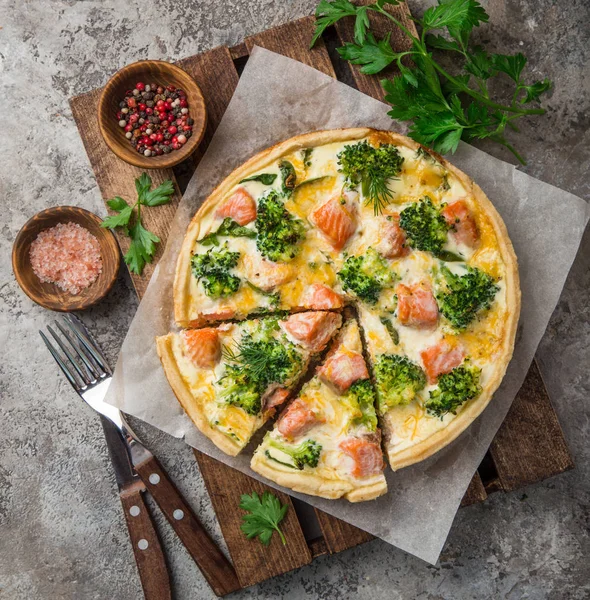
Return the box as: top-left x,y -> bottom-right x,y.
1,1 -> 588,598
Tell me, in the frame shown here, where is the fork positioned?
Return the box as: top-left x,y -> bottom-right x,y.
40,314 -> 240,598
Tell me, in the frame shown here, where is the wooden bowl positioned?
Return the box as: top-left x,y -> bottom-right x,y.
98,60 -> 207,169
12,207 -> 121,312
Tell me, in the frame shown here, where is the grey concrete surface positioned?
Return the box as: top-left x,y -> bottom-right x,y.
0,1 -> 588,599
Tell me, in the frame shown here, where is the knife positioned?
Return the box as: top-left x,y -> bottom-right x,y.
40,314 -> 241,598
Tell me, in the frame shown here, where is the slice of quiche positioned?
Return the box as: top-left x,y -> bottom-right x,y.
251,320 -> 387,502
157,311 -> 342,456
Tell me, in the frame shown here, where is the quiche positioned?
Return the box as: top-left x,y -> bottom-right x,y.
158,128 -> 520,499
251,319 -> 387,502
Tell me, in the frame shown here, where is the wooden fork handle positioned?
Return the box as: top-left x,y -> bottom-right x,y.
120,481 -> 172,600
134,455 -> 241,597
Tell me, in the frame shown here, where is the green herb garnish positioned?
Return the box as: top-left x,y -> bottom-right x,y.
239,173 -> 278,185
337,141 -> 404,214
101,173 -> 175,274
311,0 -> 551,164
239,491 -> 288,546
198,217 -> 256,247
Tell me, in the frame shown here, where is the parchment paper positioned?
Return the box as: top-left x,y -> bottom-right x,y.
106,47 -> 589,564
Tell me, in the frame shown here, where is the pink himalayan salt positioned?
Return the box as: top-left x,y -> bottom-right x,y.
29,222 -> 103,295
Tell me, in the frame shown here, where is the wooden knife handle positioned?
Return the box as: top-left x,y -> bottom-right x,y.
120,481 -> 172,600
134,455 -> 241,597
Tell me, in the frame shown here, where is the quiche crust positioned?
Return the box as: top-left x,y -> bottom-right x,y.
164,128 -> 520,482
156,333 -> 244,456
251,451 -> 388,503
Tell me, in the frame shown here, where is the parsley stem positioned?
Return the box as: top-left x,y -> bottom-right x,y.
374,6 -> 419,42
428,60 -> 545,115
275,526 -> 287,545
492,135 -> 527,165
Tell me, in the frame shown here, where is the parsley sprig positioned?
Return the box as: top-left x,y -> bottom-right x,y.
311,0 -> 552,164
239,491 -> 288,546
101,173 -> 175,275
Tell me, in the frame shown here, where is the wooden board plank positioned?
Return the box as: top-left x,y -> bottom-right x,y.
460,472 -> 488,507
334,0 -> 416,102
314,508 -> 374,553
194,452 -> 311,588
70,93 -> 182,299
489,359 -> 574,491
245,16 -> 336,77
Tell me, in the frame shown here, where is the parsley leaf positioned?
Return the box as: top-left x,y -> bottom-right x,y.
107,197 -> 130,212
135,173 -> 152,199
141,179 -> 175,206
311,0 -> 358,48
239,491 -> 288,546
101,173 -> 176,275
124,221 -> 160,275
492,52 -> 527,82
102,200 -> 133,229
520,78 -> 552,103
338,32 -> 397,75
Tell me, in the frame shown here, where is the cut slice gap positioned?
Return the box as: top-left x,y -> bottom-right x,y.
157,311 -> 343,456
251,319 -> 387,502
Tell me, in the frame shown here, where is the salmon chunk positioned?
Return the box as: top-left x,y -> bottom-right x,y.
278,399 -> 320,439
183,328 -> 221,368
420,340 -> 465,384
312,196 -> 356,250
280,311 -> 342,352
319,349 -> 369,393
263,387 -> 291,411
375,215 -> 409,259
339,437 -> 384,478
216,188 -> 257,226
301,283 -> 344,310
441,200 -> 479,248
396,282 -> 439,328
243,255 -> 295,291
189,307 -> 236,327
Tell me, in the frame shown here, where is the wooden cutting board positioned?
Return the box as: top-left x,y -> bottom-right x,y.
70,3 -> 573,592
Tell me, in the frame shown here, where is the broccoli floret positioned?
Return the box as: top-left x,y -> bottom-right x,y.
374,354 -> 426,415
265,438 -> 322,470
425,364 -> 482,418
342,379 -> 378,432
255,190 -> 306,262
191,243 -> 241,298
217,365 -> 262,415
338,141 -> 404,214
437,266 -> 499,330
218,326 -> 303,415
337,247 -> 396,304
399,196 -> 449,255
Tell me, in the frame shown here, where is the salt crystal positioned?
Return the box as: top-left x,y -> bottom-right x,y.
29,222 -> 103,295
